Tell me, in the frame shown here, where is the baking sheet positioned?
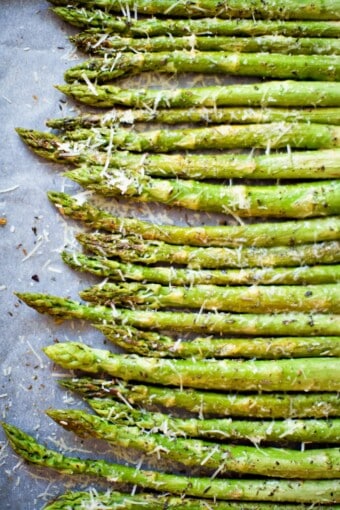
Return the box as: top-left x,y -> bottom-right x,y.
0,3 -> 265,508
0,3 -> 109,507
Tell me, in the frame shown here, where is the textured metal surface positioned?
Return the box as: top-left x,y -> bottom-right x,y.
0,3 -> 106,508
0,2 -> 258,508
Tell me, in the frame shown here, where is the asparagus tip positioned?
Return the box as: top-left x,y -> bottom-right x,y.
14,291 -> 26,302
45,408 -> 60,421
44,342 -> 101,374
63,170 -> 74,179
15,127 -> 30,137
1,422 -> 22,451
55,84 -> 69,94
47,190 -> 69,204
56,378 -> 70,389
14,292 -> 44,305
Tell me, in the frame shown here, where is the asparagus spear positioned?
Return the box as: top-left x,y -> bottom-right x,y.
48,0 -> 340,21
95,322 -> 340,359
67,169 -> 340,219
52,7 -> 340,36
64,52 -> 340,83
80,282 -> 340,313
63,251 -> 340,285
45,490 -> 338,510
43,341 -> 340,391
47,108 -> 340,128
19,128 -> 340,179
4,423 -> 339,504
48,192 -> 340,247
59,378 -> 340,418
57,81 -> 340,108
62,123 -> 340,150
87,398 -> 340,443
71,31 -> 340,56
77,234 -> 340,268
16,292 -> 340,336
47,408 -> 340,478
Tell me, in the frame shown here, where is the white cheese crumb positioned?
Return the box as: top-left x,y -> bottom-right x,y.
0,185 -> 19,193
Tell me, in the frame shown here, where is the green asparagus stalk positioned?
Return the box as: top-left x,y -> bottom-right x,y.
62,251 -> 340,285
86,398 -> 340,443
52,7 -> 340,36
47,408 -> 340,478
48,0 -> 340,21
16,292 -> 340,335
103,147 -> 340,180
43,341 -> 340,391
62,123 -> 340,151
19,127 -> 340,179
95,322 -> 340,359
59,377 -> 340,418
56,81 -> 340,108
4,424 -> 339,504
77,233 -> 340,268
71,31 -> 340,56
16,291 -> 340,336
48,191 -> 340,247
80,282 -> 340,313
67,168 -> 340,219
44,490 -> 339,510
47,108 -> 340,128
64,52 -> 340,83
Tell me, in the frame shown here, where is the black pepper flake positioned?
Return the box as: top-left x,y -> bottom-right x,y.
31,274 -> 40,282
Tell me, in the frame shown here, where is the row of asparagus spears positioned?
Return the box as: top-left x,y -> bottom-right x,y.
51,0 -> 340,77
53,2 -> 340,84
3,333 -> 340,500
11,193 -> 340,502
17,129 -> 340,177
71,30 -> 340,56
3,349 -> 340,505
8,2 -> 340,507
62,50 -> 340,82
10,194 -> 340,482
55,80 -> 340,108
53,5 -> 340,35
48,0 -> 340,21
17,36 -> 340,221
16,129 -> 340,218
4,421 -> 340,507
